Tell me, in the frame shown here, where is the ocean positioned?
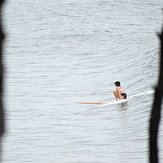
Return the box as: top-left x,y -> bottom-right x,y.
2,0 -> 163,162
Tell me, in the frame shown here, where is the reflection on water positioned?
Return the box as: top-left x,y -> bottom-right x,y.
118,102 -> 129,111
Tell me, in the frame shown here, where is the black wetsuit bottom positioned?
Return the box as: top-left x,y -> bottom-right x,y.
121,93 -> 127,99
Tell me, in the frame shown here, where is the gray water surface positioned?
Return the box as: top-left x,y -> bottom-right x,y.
2,0 -> 163,162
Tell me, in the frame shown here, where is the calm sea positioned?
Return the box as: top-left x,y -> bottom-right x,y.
2,0 -> 163,162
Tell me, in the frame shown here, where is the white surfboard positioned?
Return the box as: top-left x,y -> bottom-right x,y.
78,99 -> 129,105
77,102 -> 108,104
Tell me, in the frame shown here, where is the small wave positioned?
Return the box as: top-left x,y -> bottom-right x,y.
131,90 -> 154,98
100,90 -> 154,107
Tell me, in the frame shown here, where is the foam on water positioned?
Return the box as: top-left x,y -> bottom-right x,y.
131,90 -> 154,98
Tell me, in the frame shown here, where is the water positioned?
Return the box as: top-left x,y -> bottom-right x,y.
2,0 -> 163,162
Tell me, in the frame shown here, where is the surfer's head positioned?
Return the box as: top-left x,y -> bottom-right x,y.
114,81 -> 121,87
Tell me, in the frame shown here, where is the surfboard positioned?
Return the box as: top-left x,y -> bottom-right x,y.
78,99 -> 129,105
78,102 -> 108,104
78,90 -> 154,106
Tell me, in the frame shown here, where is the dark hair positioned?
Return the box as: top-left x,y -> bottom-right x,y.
114,81 -> 121,86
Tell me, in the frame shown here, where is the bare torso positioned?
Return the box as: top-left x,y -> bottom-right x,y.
116,86 -> 126,94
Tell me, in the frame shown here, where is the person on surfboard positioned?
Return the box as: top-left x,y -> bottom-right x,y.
113,81 -> 127,100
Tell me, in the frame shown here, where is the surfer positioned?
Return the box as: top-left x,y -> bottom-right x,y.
113,81 -> 127,100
